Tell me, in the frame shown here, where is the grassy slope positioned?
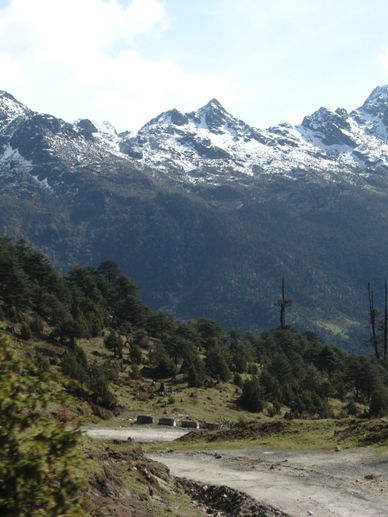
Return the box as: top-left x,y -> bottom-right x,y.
3,329 -> 209,515
77,335 -> 269,425
145,418 -> 388,454
5,328 -> 388,516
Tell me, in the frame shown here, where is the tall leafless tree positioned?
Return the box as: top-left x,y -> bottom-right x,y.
275,277 -> 293,329
384,280 -> 388,360
368,282 -> 380,360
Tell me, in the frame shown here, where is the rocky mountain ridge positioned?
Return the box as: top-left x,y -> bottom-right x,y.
124,87 -> 388,188
2,86 -> 388,196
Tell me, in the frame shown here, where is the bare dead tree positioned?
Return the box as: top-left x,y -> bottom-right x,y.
384,280 -> 388,361
275,277 -> 293,329
368,282 -> 380,360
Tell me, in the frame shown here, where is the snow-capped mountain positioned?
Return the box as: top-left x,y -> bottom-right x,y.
2,86 -> 388,196
119,85 -> 388,187
3,86 -> 388,350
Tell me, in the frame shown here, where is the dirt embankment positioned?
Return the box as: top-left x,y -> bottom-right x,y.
85,442 -> 206,516
179,478 -> 290,517
85,441 -> 271,517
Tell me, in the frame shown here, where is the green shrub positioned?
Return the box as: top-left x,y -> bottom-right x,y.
238,377 -> 265,412
0,336 -> 84,515
20,321 -> 32,341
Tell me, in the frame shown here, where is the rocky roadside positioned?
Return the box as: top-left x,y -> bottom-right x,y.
178,478 -> 290,517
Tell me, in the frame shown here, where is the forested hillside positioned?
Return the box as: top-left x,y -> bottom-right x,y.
5,89 -> 388,350
2,237 -> 388,515
1,237 -> 388,420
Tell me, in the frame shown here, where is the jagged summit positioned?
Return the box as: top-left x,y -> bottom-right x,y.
0,90 -> 30,110
190,98 -> 240,132
139,108 -> 188,132
360,84 -> 388,108
350,84 -> 388,140
199,98 -> 227,113
139,98 -> 233,134
0,90 -> 16,99
2,85 -> 388,192
0,90 -> 31,134
111,85 -> 388,186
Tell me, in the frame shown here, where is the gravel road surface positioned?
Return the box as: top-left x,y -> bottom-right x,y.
150,447 -> 388,516
84,425 -> 189,442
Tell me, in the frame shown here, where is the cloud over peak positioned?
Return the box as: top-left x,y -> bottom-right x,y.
0,0 -> 234,130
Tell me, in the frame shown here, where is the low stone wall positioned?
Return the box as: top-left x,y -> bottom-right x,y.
136,415 -> 153,424
203,422 -> 222,430
135,415 -> 223,430
181,420 -> 200,429
158,417 -> 176,427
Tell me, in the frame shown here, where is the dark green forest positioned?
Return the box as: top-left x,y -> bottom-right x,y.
1,236 -> 388,418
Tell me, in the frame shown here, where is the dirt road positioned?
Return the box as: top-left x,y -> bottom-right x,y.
150,447 -> 388,516
84,425 -> 189,442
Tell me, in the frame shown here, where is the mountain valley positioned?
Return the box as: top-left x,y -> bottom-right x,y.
3,87 -> 388,348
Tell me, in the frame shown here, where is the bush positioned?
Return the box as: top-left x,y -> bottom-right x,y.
130,363 -> 141,380
238,377 -> 265,412
369,389 -> 388,417
152,346 -> 177,379
187,359 -> 206,388
0,336 -> 84,515
267,401 -> 281,417
130,344 -> 142,364
206,345 -> 231,382
30,314 -> 44,334
233,372 -> 243,387
345,398 -> 358,416
20,321 -> 32,340
104,332 -> 123,360
88,365 -> 117,409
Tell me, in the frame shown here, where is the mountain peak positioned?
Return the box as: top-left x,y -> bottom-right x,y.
139,108 -> 188,133
201,98 -> 225,111
357,84 -> 388,114
0,90 -> 31,128
350,85 -> 388,139
191,98 -> 240,133
301,106 -> 346,130
0,90 -> 16,100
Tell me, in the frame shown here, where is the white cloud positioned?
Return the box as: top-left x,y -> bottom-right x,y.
0,53 -> 24,87
0,0 -> 235,130
284,110 -> 306,125
379,49 -> 388,73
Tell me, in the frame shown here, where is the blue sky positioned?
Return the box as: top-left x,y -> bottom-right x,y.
0,0 -> 388,130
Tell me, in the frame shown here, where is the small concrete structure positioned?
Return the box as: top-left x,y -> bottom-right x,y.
136,415 -> 153,424
158,417 -> 177,427
181,420 -> 200,429
204,422 -> 222,430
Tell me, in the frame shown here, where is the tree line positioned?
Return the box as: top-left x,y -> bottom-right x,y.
1,237 -> 388,418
